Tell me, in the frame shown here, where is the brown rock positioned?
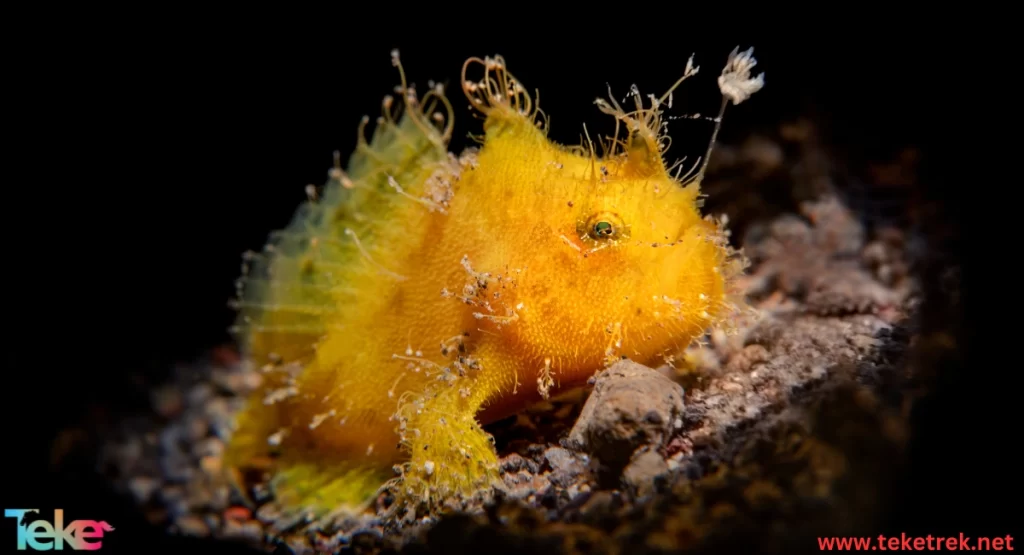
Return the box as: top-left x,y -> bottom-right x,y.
567,360 -> 685,474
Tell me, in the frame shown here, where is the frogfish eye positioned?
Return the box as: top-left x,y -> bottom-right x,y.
593,221 -> 613,237
582,212 -> 627,242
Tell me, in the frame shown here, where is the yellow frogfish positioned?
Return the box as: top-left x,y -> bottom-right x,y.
224,49 -> 763,518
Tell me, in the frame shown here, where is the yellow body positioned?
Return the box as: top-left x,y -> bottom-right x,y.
224,54 -> 748,516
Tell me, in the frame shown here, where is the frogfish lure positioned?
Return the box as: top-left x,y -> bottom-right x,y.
224,48 -> 765,518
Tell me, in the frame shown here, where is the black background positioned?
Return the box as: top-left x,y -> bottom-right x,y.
4,14 -> 1005,554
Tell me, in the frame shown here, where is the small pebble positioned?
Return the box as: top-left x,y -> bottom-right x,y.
187,384 -> 214,405
158,427 -> 181,452
186,416 -> 209,441
174,515 -> 210,537
128,476 -> 158,504
240,371 -> 263,392
185,483 -> 213,510
160,452 -> 194,482
623,449 -> 670,498
193,437 -> 225,458
224,506 -> 251,521
204,397 -> 231,424
210,486 -> 231,510
211,369 -> 238,392
285,535 -> 314,555
221,518 -> 263,544
152,387 -> 184,418
222,518 -> 243,538
166,497 -> 190,519
256,503 -> 282,524
111,438 -> 143,467
499,453 -> 538,474
543,447 -> 575,473
251,483 -> 273,503
160,485 -> 184,504
240,520 -> 265,544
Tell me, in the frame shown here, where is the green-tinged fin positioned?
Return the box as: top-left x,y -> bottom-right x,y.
224,68 -> 456,512
230,95 -> 451,363
269,461 -> 393,520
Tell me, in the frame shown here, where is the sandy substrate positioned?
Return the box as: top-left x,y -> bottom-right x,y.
97,124 -> 925,554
